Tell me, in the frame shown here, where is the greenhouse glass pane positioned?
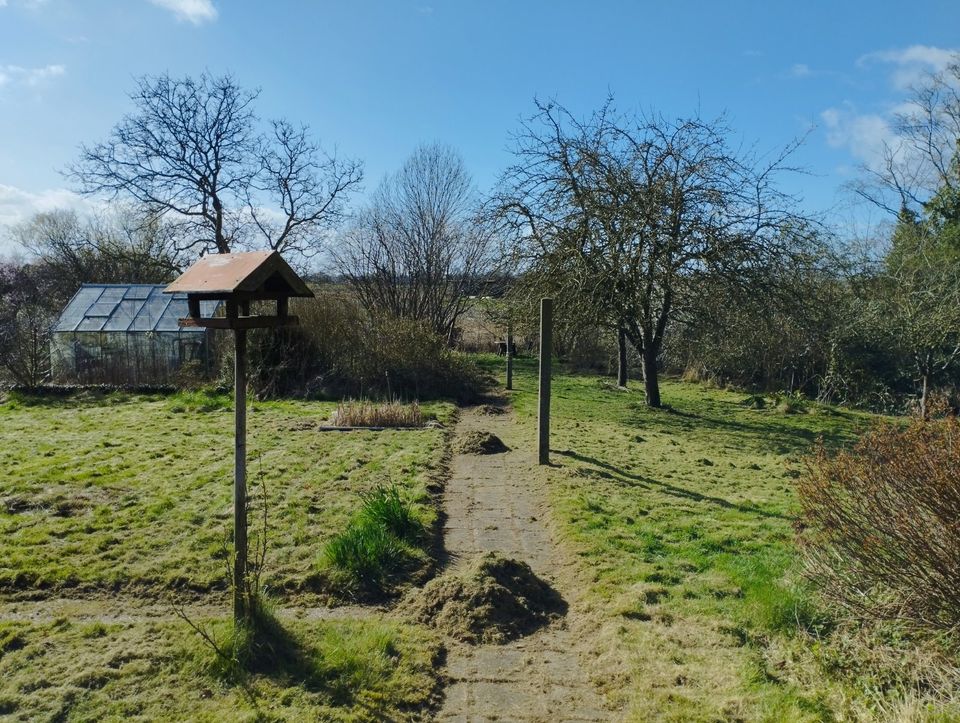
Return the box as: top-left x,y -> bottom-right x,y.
199,300 -> 221,317
130,293 -> 168,331
103,299 -> 146,331
54,286 -> 102,331
77,316 -> 107,331
156,297 -> 189,331
124,286 -> 152,300
87,301 -> 119,317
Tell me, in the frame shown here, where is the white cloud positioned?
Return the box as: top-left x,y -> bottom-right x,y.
0,63 -> 65,89
148,0 -> 217,25
790,63 -> 812,78
0,185 -> 99,230
859,44 -> 958,90
821,104 -> 895,166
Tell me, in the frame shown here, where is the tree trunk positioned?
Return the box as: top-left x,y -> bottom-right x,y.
641,345 -> 661,408
921,373 -> 929,420
617,327 -> 628,387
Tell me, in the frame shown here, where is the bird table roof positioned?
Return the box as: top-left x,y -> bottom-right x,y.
164,250 -> 313,298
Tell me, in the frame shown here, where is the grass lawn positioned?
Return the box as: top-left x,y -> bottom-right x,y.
485,355 -> 958,721
0,616 -> 441,721
0,390 -> 452,595
0,388 -> 452,721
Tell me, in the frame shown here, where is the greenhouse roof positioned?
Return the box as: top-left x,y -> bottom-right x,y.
53,284 -> 221,333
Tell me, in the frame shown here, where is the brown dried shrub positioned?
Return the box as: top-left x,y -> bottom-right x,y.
798,414 -> 960,631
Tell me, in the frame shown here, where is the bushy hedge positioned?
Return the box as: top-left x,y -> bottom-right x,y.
244,288 -> 489,401
798,412 -> 960,632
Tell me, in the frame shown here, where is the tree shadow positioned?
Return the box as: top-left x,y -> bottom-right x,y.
632,402 -> 863,456
555,449 -> 789,521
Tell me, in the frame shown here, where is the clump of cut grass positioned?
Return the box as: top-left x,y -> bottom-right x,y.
454,430 -> 509,455
330,399 -> 424,427
398,553 -> 567,644
322,484 -> 427,593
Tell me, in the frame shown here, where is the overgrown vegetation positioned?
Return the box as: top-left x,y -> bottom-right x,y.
799,410 -> 960,632
244,289 -> 489,401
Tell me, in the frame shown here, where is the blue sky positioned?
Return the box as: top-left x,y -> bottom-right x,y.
0,0 -> 957,256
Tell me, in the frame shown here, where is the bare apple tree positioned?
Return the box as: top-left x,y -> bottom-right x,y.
495,98 -> 808,407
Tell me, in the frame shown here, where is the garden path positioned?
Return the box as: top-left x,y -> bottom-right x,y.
437,401 -> 611,722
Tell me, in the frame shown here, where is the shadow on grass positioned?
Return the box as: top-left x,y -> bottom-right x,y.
624,401 -> 865,456
213,608 -> 377,711
555,449 -> 789,521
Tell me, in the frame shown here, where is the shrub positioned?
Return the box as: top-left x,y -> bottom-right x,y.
323,519 -> 415,590
244,288 -> 489,401
330,399 -> 423,428
798,415 -> 960,632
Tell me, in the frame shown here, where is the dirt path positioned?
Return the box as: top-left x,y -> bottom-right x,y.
437,402 -> 612,722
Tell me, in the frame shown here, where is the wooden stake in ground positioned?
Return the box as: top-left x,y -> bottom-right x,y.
233,327 -> 248,623
538,298 -> 552,465
506,322 -> 514,391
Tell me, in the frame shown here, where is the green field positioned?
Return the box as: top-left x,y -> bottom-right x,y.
2,366 -> 954,720
486,356 -> 957,721
0,390 -> 452,595
0,389 -> 451,722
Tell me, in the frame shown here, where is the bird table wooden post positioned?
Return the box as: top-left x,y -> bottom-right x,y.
164,251 -> 314,624
506,322 -> 514,391
538,298 -> 552,465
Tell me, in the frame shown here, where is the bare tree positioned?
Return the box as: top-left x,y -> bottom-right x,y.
333,144 -> 492,342
0,263 -> 55,386
68,72 -> 362,259
496,98 -> 808,407
853,57 -> 960,217
11,208 -> 184,304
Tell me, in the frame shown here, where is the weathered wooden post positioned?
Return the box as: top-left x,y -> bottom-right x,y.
538,298 -> 552,465
165,251 -> 313,624
233,326 -> 247,622
506,321 -> 514,391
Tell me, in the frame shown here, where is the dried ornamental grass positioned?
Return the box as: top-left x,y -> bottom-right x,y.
330,399 -> 424,428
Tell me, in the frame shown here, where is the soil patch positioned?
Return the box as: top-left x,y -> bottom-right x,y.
453,430 -> 508,455
398,553 -> 566,644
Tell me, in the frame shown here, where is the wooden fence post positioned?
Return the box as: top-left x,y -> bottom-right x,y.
233,328 -> 248,623
506,322 -> 514,391
538,299 -> 552,465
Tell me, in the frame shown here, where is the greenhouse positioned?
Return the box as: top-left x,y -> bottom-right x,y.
51,284 -> 221,385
